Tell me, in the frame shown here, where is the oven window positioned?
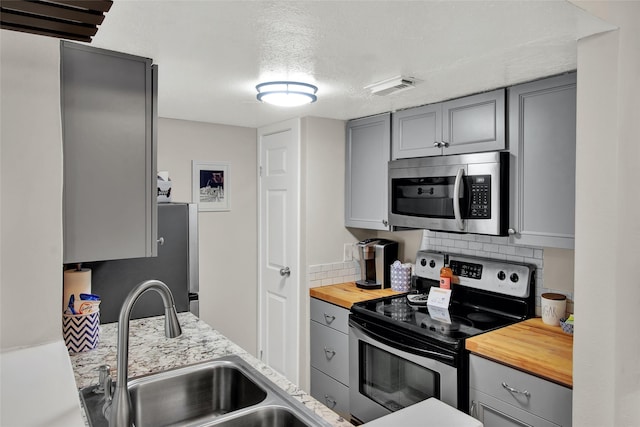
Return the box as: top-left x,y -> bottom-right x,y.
391,177 -> 459,218
359,341 -> 440,412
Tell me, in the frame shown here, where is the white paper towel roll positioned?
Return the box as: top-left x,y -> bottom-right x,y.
63,268 -> 91,313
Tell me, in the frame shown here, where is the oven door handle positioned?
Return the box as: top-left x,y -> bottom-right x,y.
350,320 -> 455,363
453,167 -> 465,231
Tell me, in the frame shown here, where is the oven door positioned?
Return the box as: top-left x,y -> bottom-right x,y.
349,316 -> 459,424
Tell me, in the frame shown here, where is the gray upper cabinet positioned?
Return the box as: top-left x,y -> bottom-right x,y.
392,88 -> 505,159
345,113 -> 391,230
508,73 -> 576,249
61,41 -> 158,264
392,103 -> 442,158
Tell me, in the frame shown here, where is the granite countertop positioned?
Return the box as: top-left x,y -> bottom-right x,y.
69,312 -> 352,427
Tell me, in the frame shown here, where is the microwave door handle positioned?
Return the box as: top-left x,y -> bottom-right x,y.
453,168 -> 464,230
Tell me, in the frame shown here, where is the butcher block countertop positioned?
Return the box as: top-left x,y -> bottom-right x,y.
465,318 -> 573,388
309,282 -> 402,309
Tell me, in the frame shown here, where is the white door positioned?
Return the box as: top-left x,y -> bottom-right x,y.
258,118 -> 300,384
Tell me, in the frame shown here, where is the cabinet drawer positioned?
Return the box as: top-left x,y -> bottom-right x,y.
470,388 -> 561,427
310,298 -> 349,334
310,321 -> 349,384
469,355 -> 572,426
310,367 -> 350,418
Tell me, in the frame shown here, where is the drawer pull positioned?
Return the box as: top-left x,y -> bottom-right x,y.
324,395 -> 337,408
323,313 -> 335,324
502,382 -> 531,397
323,347 -> 336,359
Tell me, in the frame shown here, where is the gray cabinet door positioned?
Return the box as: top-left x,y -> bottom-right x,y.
392,104 -> 442,159
61,42 -> 157,263
391,89 -> 505,159
508,73 -> 576,249
442,88 -> 506,155
345,113 -> 391,230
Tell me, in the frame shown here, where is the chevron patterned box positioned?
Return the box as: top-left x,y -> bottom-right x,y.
63,311 -> 100,353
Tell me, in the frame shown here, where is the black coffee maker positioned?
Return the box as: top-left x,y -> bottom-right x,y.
355,238 -> 399,289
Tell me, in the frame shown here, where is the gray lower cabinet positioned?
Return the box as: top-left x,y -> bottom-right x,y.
310,298 -> 350,418
61,41 -> 158,263
469,354 -> 572,427
508,73 -> 576,249
392,88 -> 505,159
345,113 -> 391,230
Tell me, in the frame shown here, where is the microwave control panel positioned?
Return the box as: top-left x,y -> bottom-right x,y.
468,175 -> 491,218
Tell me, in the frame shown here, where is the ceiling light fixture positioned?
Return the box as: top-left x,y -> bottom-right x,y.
256,81 -> 318,107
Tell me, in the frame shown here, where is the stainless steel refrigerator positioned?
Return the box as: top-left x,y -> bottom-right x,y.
84,203 -> 199,324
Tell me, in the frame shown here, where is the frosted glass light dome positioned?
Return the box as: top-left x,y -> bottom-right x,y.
256,81 -> 318,107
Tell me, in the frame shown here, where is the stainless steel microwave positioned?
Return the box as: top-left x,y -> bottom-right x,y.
388,151 -> 509,235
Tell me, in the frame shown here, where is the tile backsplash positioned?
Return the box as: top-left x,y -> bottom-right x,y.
307,262 -> 359,288
419,230 -> 574,315
307,230 -> 574,316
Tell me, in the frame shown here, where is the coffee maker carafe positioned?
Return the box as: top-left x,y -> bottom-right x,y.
355,238 -> 399,289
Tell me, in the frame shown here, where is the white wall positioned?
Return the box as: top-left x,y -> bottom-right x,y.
157,118 -> 258,355
0,31 -> 64,350
572,1 -> 640,426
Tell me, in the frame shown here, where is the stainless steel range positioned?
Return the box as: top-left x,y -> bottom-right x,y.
348,250 -> 536,424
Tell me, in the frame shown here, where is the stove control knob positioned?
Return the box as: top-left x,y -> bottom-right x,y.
429,260 -> 435,268
497,271 -> 506,281
510,273 -> 519,283
420,258 -> 427,267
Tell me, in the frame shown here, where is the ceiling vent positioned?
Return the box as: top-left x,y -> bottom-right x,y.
365,76 -> 418,96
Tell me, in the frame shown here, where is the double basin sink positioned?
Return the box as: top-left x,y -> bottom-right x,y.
80,355 -> 332,427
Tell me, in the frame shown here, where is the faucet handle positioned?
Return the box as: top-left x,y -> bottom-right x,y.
94,365 -> 112,397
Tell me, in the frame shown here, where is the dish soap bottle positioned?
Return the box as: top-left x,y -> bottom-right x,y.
440,255 -> 453,290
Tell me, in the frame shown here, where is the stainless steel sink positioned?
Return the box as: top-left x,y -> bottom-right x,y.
209,405 -> 316,427
79,355 -> 331,427
128,360 -> 267,426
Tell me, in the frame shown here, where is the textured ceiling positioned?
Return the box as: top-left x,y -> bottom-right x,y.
90,0 -> 613,128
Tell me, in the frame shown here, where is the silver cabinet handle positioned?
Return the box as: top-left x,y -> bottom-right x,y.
324,347 -> 336,359
470,400 -> 477,418
382,219 -> 389,226
324,395 -> 337,408
442,141 -> 450,148
433,142 -> 441,148
323,313 -> 335,324
157,237 -> 165,246
279,267 -> 290,277
508,228 -> 517,235
502,382 -> 531,397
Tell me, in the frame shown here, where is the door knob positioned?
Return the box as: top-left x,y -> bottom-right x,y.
280,267 -> 291,277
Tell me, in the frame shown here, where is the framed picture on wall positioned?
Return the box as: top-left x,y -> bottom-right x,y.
192,161 -> 230,211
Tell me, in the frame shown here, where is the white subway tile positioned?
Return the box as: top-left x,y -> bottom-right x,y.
483,243 -> 500,253
506,255 -> 525,263
515,247 -> 535,258
454,240 -> 469,249
534,249 -> 543,259
491,236 -> 509,244
309,265 -> 322,274
469,241 -> 483,250
499,245 -> 516,255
